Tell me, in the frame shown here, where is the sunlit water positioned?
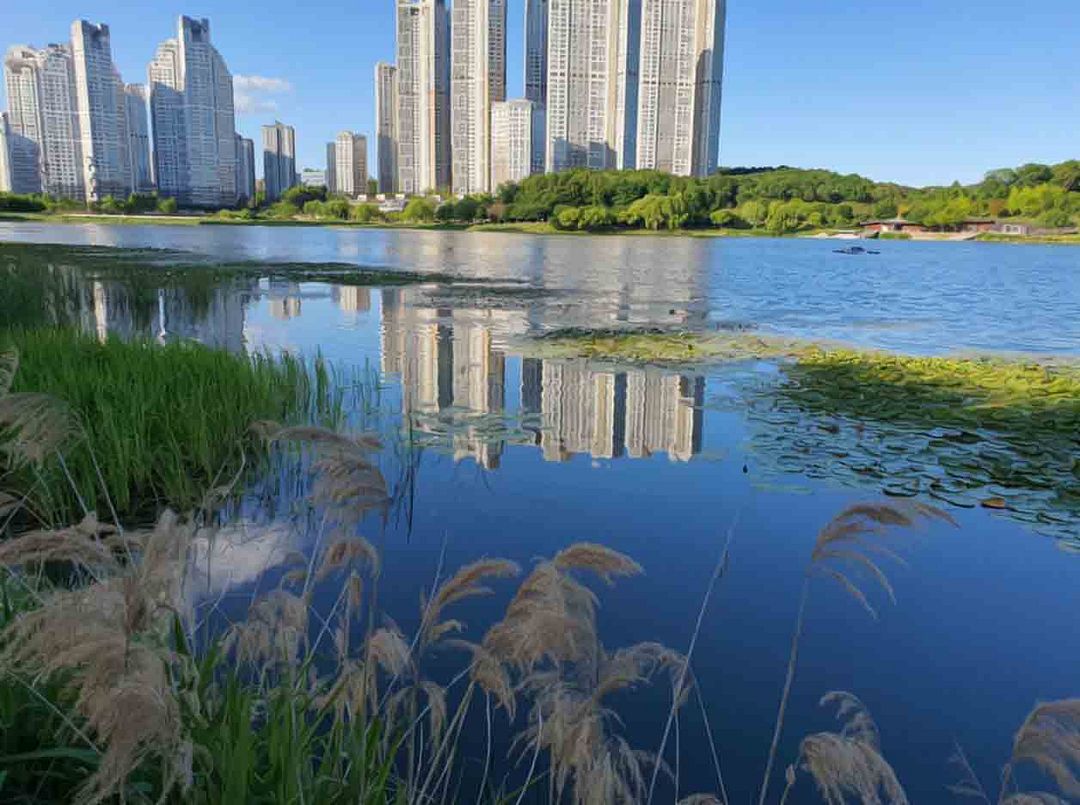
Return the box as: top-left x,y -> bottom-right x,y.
2,222 -> 1079,801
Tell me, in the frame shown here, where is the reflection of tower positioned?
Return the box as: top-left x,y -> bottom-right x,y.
539,361 -> 626,462
332,286 -> 371,314
92,281 -> 109,343
380,290 -> 508,470
533,358 -> 703,463
268,281 -> 302,321
626,372 -> 705,462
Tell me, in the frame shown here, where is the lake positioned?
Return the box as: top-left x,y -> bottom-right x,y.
2,221 -> 1078,802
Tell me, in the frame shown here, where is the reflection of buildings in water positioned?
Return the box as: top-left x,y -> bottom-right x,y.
523,358 -> 704,463
268,281 -> 302,321
332,285 -> 371,314
381,289 -> 508,469
83,279 -> 253,353
381,289 -> 704,468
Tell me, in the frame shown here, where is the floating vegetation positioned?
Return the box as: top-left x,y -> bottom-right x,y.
523,328 -> 1080,542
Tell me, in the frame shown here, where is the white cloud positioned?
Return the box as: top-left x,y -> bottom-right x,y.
233,74 -> 293,116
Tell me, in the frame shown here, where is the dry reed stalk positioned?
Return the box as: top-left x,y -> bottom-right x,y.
0,512 -> 118,572
758,501 -> 952,805
1001,699 -> 1080,801
786,691 -> 908,805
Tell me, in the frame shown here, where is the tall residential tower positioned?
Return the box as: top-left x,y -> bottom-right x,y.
71,21 -> 132,200
262,121 -> 296,201
332,131 -> 368,196
374,62 -> 398,192
636,0 -> 725,176
395,0 -> 450,194
3,44 -> 83,197
524,0 -> 548,106
545,0 -> 640,172
123,83 -> 153,192
148,17 -> 238,208
450,0 -> 506,194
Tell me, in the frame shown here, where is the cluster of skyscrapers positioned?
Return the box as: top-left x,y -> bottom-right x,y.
377,0 -> 726,195
1,17 -> 256,208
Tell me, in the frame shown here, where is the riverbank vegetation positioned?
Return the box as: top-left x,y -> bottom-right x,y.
5,160 -> 1077,237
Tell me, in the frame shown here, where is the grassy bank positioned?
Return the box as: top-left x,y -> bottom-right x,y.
1,330 -> 334,526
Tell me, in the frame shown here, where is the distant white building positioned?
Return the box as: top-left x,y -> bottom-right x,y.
235,133 -> 255,203
148,17 -> 238,208
490,99 -> 543,189
545,0 -> 640,172
3,44 -> 83,198
395,0 -> 450,194
300,168 -> 325,188
262,121 -> 296,201
451,0 -> 506,194
374,62 -> 398,193
71,21 -> 132,201
0,113 -> 11,192
124,83 -> 153,193
333,131 -> 368,196
636,0 -> 726,176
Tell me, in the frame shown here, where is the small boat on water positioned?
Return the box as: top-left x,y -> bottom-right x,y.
833,246 -> 881,255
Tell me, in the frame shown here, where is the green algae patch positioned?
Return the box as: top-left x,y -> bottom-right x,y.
524,328 -> 819,365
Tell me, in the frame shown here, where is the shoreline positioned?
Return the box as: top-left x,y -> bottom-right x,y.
1,211 -> 1078,245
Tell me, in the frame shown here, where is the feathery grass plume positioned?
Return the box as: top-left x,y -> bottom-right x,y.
366,623 -> 412,678
553,543 -> 643,584
1002,699 -> 1080,800
1000,795 -> 1070,804
810,501 -> 952,619
678,796 -> 724,805
759,500 -> 952,805
595,642 -> 687,703
0,490 -> 20,520
0,512 -> 118,571
222,589 -> 309,667
0,391 -> 72,466
420,558 -> 520,649
948,742 -> 991,801
315,534 -> 380,581
266,423 -> 382,453
0,511 -> 195,802
785,692 -> 908,805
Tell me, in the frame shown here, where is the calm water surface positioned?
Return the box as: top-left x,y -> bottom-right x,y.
2,222 -> 1079,801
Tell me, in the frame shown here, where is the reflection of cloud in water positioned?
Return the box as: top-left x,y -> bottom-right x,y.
186,520 -> 302,601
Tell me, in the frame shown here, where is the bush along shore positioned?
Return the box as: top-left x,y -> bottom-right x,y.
3,160 -> 1079,239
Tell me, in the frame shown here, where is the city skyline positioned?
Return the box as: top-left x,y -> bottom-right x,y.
0,2 -> 1078,188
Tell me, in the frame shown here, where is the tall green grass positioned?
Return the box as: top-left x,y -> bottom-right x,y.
2,329 -> 335,525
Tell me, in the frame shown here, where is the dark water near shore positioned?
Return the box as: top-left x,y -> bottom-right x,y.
2,222 -> 1079,801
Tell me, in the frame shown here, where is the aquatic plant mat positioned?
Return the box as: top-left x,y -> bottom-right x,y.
523,329 -> 1080,542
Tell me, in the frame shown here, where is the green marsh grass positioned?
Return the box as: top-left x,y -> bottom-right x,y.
1,330 -> 335,526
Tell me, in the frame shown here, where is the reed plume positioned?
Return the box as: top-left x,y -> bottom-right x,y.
758,500 -> 952,805
222,589 -> 309,667
0,512 -> 118,571
783,691 -> 908,805
420,558 -> 520,650
315,533 -> 380,581
0,510 -> 196,803
1001,699 -> 1080,801
0,391 -> 72,466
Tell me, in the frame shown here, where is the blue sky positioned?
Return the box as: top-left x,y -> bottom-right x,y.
1,1 -> 1077,187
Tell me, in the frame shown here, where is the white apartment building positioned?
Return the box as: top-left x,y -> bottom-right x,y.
262,121 -> 296,201
333,131 -> 368,196
395,0 -> 450,194
524,0 -> 549,106
374,62 -> 398,193
0,113 -> 11,192
4,44 -> 83,198
235,134 -> 255,203
545,0 -> 640,172
71,21 -> 131,200
148,17 -> 238,208
450,0 -> 506,194
636,0 -> 725,176
124,83 -> 154,193
490,99 -> 543,189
